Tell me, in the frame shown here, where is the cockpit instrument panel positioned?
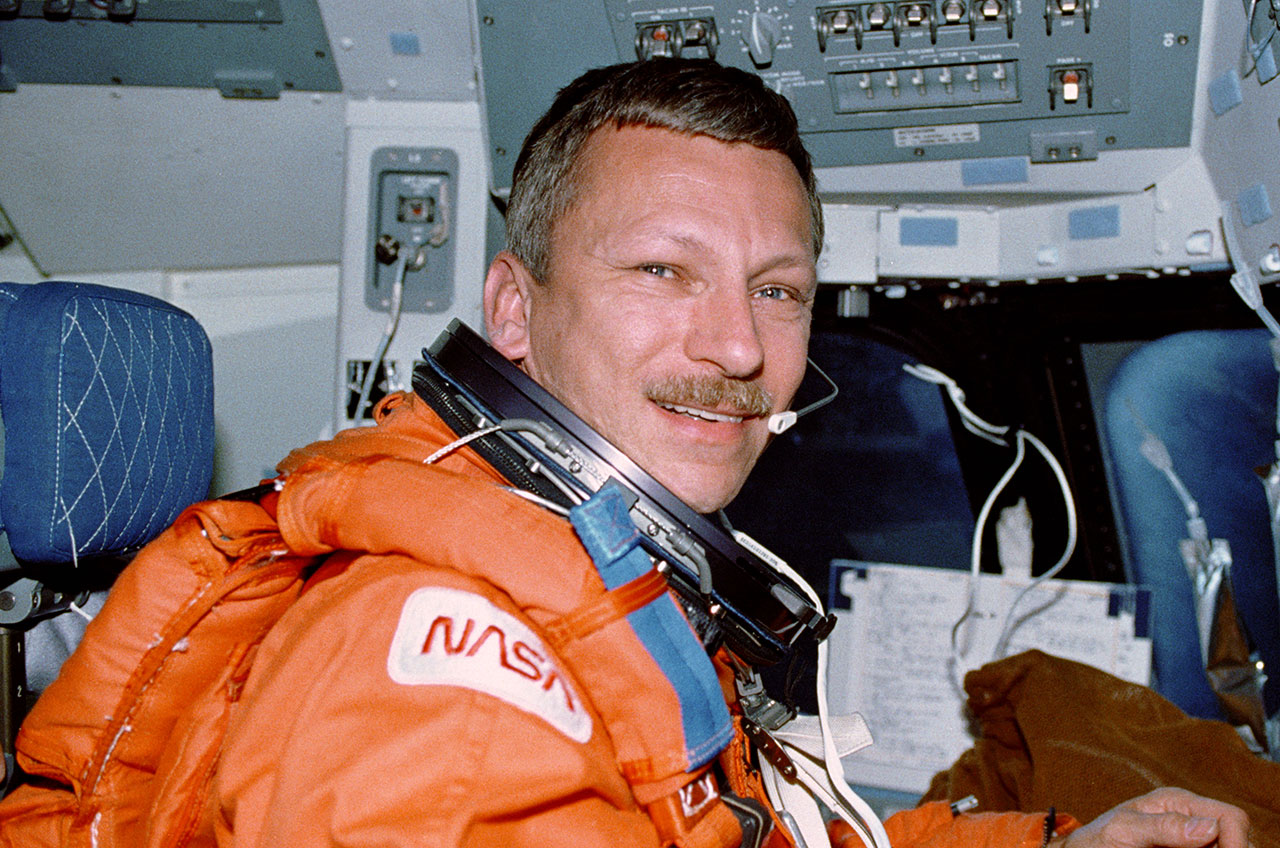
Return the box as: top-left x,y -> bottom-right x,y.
479,1 -> 1203,190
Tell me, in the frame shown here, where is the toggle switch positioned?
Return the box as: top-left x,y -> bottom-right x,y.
1049,66 -> 1091,109
1061,70 -> 1080,102
745,11 -> 782,67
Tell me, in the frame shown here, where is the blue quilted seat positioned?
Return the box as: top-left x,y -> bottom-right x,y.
0,280 -> 214,781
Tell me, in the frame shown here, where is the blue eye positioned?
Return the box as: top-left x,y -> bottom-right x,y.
756,286 -> 792,301
639,264 -> 676,278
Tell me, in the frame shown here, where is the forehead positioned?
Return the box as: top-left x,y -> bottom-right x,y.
574,124 -> 803,197
551,125 -> 814,254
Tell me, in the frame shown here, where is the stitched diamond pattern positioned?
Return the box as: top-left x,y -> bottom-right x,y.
50,294 -> 213,557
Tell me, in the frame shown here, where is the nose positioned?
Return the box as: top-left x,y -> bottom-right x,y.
684,286 -> 765,379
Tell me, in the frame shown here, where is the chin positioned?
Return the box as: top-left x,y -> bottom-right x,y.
631,447 -> 756,513
664,475 -> 742,515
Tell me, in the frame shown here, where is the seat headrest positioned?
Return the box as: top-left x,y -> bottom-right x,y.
0,282 -> 214,568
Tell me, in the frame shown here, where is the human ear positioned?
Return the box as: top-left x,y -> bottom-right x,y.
483,250 -> 535,362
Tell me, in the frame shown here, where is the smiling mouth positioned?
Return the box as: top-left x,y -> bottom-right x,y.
657,402 -> 747,424
645,374 -> 773,426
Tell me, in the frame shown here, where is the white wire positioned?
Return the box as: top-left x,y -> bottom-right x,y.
991,430 -> 1079,658
1127,400 -> 1205,533
69,599 -> 94,622
902,363 -> 1009,446
64,502 -> 80,571
498,486 -> 572,517
812,640 -> 892,848
423,424 -> 505,465
354,250 -> 409,423
63,505 -> 95,622
789,357 -> 842,420
904,363 -> 1079,686
948,428 -> 1026,694
1222,202 -> 1280,341
1244,0 -> 1279,79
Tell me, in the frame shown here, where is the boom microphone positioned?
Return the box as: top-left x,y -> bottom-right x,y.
767,358 -> 839,434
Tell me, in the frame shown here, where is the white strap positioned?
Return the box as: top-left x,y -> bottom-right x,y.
772,712 -> 873,761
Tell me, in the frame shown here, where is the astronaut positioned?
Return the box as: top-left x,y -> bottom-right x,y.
0,59 -> 1253,848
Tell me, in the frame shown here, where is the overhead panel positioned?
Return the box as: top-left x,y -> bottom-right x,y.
479,1 -> 1203,189
0,0 -> 340,95
477,1 -> 1228,282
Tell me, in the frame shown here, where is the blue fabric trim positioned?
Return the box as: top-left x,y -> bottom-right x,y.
1208,69 -> 1243,116
389,31 -> 422,56
1068,205 -> 1120,240
899,217 -> 958,247
570,482 -> 733,769
961,156 -> 1028,186
1238,183 -> 1274,227
1258,42 -> 1279,84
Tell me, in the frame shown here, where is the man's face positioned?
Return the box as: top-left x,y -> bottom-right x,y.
486,125 -> 816,513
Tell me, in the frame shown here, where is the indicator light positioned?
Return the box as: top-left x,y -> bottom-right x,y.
1061,70 -> 1080,102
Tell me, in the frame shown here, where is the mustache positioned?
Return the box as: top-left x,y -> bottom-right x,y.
644,374 -> 774,417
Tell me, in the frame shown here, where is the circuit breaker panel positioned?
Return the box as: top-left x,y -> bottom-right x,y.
478,0 -> 1203,186
365,146 -> 458,315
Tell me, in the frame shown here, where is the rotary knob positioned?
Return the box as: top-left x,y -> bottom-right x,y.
745,11 -> 782,67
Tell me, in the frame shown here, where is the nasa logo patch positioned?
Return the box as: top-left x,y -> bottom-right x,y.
387,586 -> 593,743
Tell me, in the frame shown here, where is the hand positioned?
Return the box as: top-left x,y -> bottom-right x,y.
1057,788 -> 1252,848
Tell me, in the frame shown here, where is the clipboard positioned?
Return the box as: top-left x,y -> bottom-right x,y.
826,560 -> 1153,795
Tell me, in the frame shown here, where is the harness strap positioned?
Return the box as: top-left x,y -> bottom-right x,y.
719,716 -> 796,848
544,569 -> 669,649
567,481 -> 735,772
646,768 -> 744,848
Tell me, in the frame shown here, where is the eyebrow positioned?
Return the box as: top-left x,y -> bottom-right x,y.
651,232 -> 816,278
